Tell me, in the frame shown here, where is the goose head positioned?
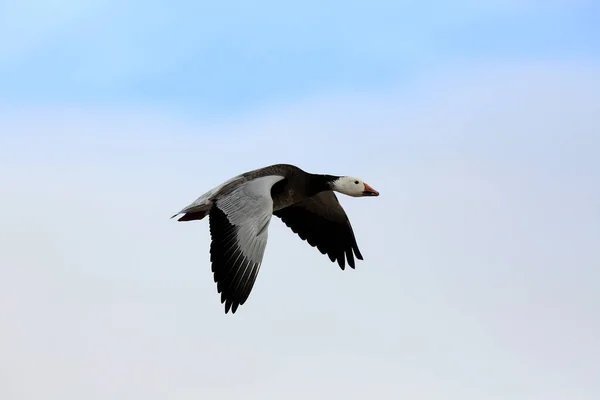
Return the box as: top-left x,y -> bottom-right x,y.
330,176 -> 379,197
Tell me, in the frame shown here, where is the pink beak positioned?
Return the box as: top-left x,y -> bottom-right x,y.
362,183 -> 379,197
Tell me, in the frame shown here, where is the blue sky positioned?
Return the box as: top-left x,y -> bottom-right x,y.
2,2 -> 600,400
1,1 -> 598,113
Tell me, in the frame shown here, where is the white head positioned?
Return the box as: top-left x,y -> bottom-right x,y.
330,176 -> 380,197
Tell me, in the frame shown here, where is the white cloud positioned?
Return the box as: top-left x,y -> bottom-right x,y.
1,62 -> 599,399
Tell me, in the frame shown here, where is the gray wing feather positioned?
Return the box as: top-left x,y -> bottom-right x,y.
209,175 -> 285,313
171,174 -> 245,218
217,175 -> 284,263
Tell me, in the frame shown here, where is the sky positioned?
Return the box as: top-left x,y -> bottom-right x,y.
1,1 -> 599,399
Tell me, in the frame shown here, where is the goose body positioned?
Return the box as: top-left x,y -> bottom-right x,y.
172,163 -> 379,314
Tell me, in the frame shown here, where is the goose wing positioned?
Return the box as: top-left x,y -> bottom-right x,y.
209,175 -> 285,313
273,191 -> 363,270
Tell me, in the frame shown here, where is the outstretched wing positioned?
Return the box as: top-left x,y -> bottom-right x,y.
208,175 -> 285,314
273,191 -> 363,270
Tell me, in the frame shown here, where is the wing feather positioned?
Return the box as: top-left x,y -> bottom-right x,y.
273,191 -> 363,270
209,175 -> 284,313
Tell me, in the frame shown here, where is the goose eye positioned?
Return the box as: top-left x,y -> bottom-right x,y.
354,181 -> 359,184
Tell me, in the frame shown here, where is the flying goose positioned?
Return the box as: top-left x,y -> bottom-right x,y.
171,163 -> 379,314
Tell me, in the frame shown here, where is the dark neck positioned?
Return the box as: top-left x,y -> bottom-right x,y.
307,173 -> 339,196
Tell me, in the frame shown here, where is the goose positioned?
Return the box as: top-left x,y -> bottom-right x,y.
171,163 -> 379,314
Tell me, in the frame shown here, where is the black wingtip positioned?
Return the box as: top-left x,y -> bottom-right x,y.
353,246 -> 364,260
223,302 -> 239,314
337,255 -> 345,270
221,296 -> 240,314
347,251 -> 356,269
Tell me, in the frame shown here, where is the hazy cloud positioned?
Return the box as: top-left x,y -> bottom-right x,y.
1,63 -> 599,399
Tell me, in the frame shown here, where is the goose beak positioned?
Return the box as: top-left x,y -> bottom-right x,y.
362,183 -> 379,197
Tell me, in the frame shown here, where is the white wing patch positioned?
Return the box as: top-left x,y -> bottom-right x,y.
216,175 -> 284,263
